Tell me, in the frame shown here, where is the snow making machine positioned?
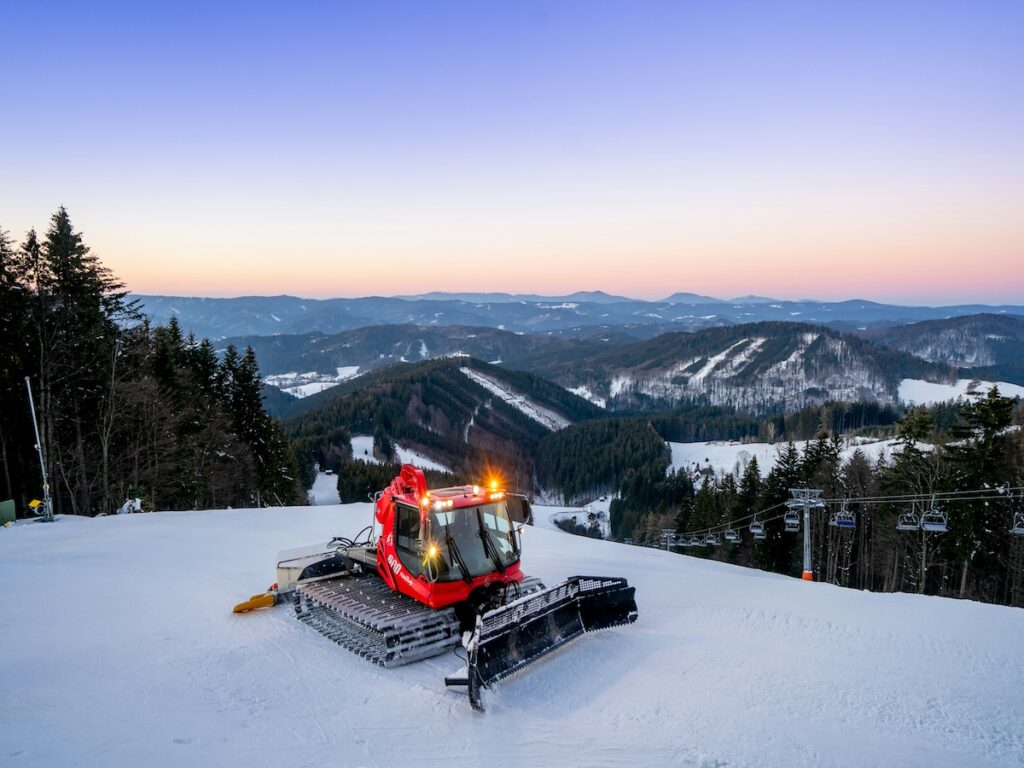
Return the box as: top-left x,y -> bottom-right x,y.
234,464 -> 638,710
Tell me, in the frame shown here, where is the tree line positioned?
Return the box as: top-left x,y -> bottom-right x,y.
0,208 -> 299,516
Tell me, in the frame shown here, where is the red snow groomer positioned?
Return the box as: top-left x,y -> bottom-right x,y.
243,465 -> 637,710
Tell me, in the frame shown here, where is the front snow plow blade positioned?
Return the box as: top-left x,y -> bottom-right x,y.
446,576 -> 637,710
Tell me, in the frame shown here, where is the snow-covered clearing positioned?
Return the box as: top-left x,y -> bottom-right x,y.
263,367 -> 361,399
899,378 -> 1024,405
2,506 -> 1021,767
350,435 -> 451,473
460,367 -> 570,431
283,382 -> 337,398
668,437 -> 931,479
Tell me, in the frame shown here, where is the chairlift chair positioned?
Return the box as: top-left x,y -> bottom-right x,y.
784,510 -> 801,532
896,501 -> 920,532
749,519 -> 767,539
688,535 -> 702,547
704,533 -> 721,546
835,502 -> 856,530
724,528 -> 740,543
1010,511 -> 1024,536
920,496 -> 947,533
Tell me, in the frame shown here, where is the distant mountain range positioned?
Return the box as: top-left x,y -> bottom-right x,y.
133,293 -> 1024,341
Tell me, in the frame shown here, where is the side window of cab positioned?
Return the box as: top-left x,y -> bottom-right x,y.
394,503 -> 423,576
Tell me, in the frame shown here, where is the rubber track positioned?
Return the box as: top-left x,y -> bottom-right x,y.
294,574 -> 547,668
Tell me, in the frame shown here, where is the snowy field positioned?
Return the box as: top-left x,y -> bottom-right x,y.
263,366 -> 361,399
3,505 -> 1023,767
899,378 -> 1024,406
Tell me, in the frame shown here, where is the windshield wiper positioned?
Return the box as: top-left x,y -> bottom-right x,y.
443,523 -> 473,583
477,510 -> 506,575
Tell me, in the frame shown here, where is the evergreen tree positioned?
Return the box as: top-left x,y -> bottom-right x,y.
0,228 -> 31,504
944,387 -> 1017,598
29,208 -> 134,514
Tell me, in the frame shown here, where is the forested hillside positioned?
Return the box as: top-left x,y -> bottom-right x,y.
0,209 -> 299,516
619,391 -> 1024,608
508,321 -> 954,413
225,324 -> 580,376
285,358 -> 602,489
863,313 -> 1024,385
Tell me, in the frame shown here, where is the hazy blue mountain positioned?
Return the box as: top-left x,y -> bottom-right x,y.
134,293 -> 1024,341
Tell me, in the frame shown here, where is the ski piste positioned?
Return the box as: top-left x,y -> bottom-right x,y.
233,464 -> 638,710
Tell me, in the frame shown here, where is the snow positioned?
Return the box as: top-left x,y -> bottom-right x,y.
668,437 -> 931,478
264,367 -> 362,399
568,385 -> 607,409
307,472 -> 340,505
899,378 -> 1024,406
609,374 -> 632,398
349,435 -> 452,473
533,497 -> 613,539
335,366 -> 360,380
689,339 -> 749,385
284,382 -> 338,398
2,505 -> 1022,767
460,368 -> 570,431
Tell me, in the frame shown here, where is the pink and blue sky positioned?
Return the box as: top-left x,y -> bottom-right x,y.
1,1 -> 1021,303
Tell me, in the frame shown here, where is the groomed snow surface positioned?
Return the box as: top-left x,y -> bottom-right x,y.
3,505 -> 1023,767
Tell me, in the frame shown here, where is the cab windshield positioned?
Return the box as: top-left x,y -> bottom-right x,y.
429,501 -> 520,581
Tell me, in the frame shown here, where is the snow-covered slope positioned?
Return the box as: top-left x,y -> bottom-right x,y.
460,367 -> 571,430
533,497 -> 613,538
2,506 -> 1022,767
349,435 -> 452,473
307,472 -> 341,505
